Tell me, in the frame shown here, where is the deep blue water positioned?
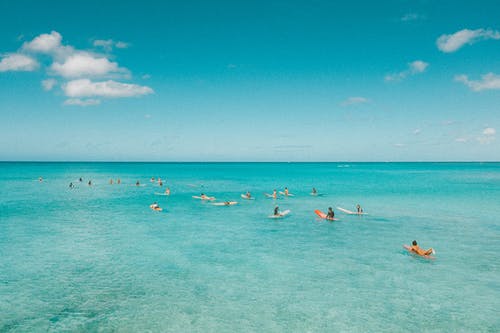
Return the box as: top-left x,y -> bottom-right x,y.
1,162 -> 499,331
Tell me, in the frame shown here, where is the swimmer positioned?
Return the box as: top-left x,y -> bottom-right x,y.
409,240 -> 434,256
326,207 -> 335,220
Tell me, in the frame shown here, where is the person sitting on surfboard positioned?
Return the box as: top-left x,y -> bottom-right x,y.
356,204 -> 363,214
312,187 -> 317,195
327,207 -> 335,220
165,187 -> 170,195
136,181 -> 140,186
200,193 -> 209,200
272,189 -> 277,199
245,191 -> 251,199
410,240 -> 434,256
284,187 -> 289,196
274,206 -> 280,216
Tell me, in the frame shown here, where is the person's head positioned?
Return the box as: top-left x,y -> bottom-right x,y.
328,207 -> 332,210
357,204 -> 360,208
412,240 -> 417,246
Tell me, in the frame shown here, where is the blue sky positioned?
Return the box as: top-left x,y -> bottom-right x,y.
0,0 -> 499,161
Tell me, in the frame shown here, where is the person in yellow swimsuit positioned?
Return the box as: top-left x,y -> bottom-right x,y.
410,240 -> 434,256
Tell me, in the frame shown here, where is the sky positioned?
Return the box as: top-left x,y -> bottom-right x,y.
0,0 -> 499,161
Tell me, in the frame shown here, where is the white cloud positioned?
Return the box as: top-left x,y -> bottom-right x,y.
63,98 -> 101,106
115,41 -> 129,49
51,53 -> 126,78
63,79 -> 154,98
483,127 -> 496,136
93,39 -> 129,52
401,13 -> 424,22
437,28 -> 500,53
477,127 -> 496,144
455,73 -> 500,91
385,60 -> 428,81
23,31 -> 62,53
0,53 -> 38,72
410,60 -> 428,73
42,78 -> 57,91
341,96 -> 369,106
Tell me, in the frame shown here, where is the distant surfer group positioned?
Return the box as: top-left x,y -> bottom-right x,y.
45,176 -> 436,259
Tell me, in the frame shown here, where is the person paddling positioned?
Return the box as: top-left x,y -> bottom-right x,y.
409,240 -> 434,256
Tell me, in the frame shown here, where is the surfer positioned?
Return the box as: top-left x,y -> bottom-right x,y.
88,180 -> 92,186
326,207 -> 335,220
150,202 -> 161,211
39,177 -> 43,182
117,179 -> 121,184
274,206 -> 280,216
109,179 -> 113,185
245,191 -> 251,199
312,187 -> 317,195
165,187 -> 170,195
200,193 -> 209,200
136,181 -> 140,186
284,187 -> 289,196
151,177 -> 155,182
79,177 -> 83,182
272,189 -> 277,199
409,240 -> 434,256
356,204 -> 363,214
69,182 -> 74,189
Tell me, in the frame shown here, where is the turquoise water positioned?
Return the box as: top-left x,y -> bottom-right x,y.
1,162 -> 499,332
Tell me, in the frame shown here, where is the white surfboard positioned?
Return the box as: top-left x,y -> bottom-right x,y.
268,209 -> 291,219
279,191 -> 295,197
336,207 -> 367,215
192,195 -> 216,201
240,194 -> 254,200
212,201 -> 238,206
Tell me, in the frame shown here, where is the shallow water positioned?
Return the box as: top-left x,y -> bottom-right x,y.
1,162 -> 499,332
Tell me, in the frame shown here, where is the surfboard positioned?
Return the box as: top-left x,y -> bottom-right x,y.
403,245 -> 435,259
154,192 -> 169,196
279,191 -> 295,197
150,205 -> 163,211
314,209 -> 339,221
240,194 -> 254,200
336,207 -> 367,215
212,201 -> 238,206
264,193 -> 280,199
268,209 -> 291,219
192,195 -> 215,201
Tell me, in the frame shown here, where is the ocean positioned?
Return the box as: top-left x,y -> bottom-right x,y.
0,162 -> 499,332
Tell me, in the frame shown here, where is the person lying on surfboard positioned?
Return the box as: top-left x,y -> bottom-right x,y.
409,240 -> 434,256
327,207 -> 335,220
